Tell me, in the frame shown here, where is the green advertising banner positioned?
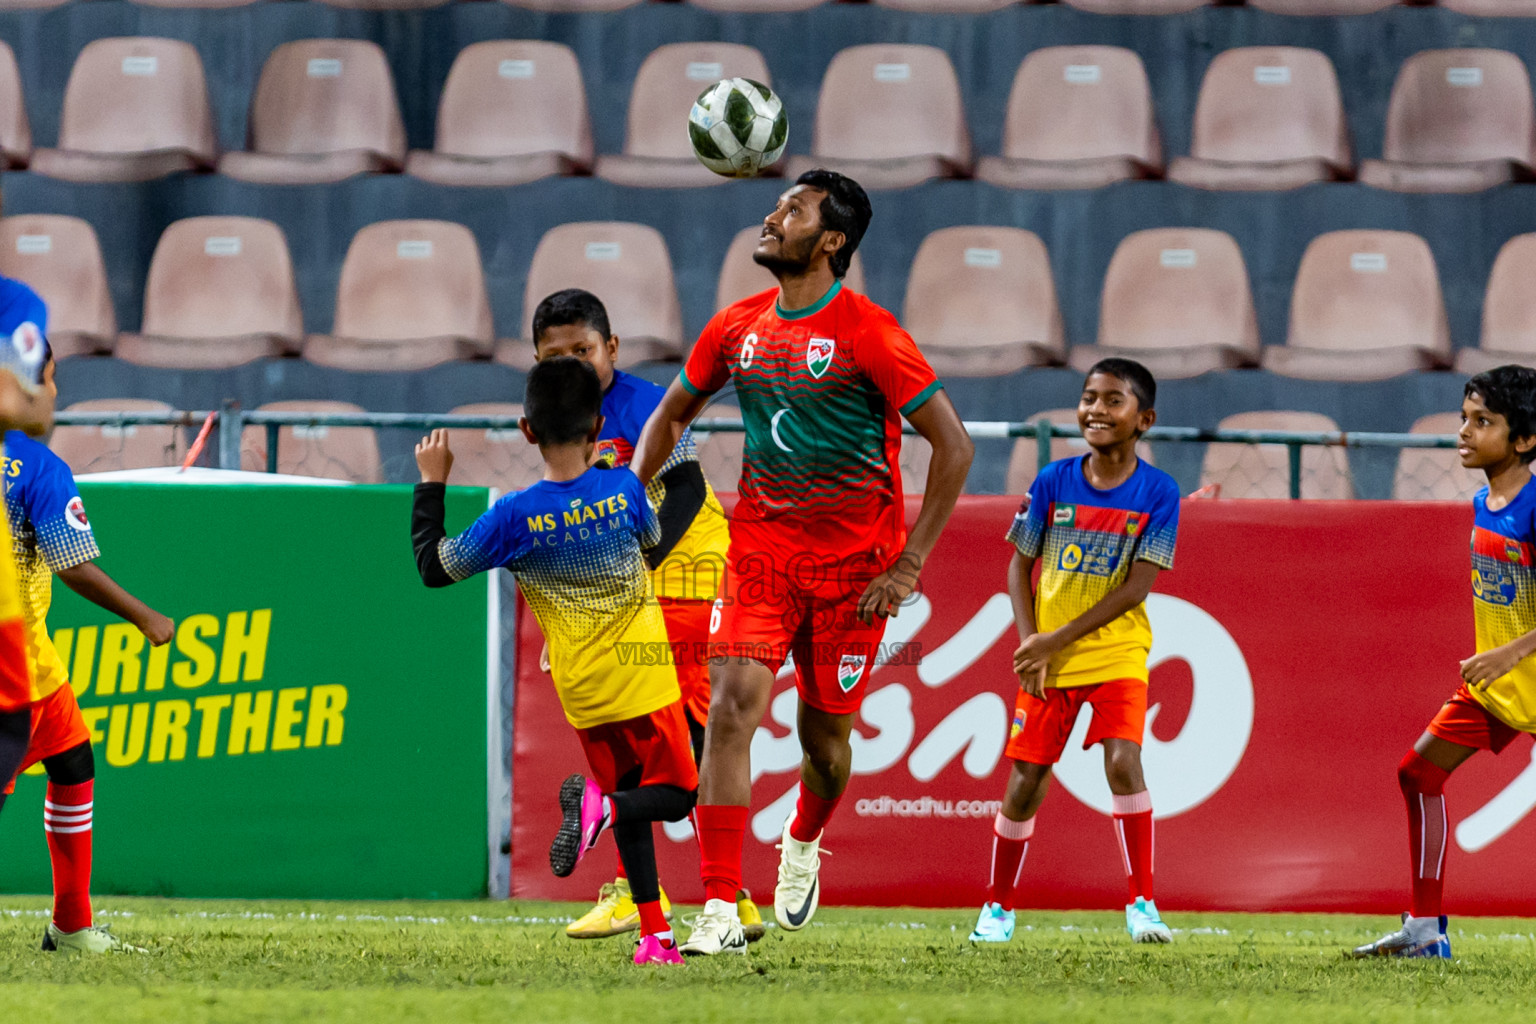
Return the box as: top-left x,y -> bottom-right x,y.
0,482 -> 492,900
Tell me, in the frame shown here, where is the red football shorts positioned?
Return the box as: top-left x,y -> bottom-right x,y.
576,699 -> 699,794
0,617 -> 31,713
658,596 -> 712,727
1427,683 -> 1526,754
4,684 -> 91,794
1006,678 -> 1148,766
709,548 -> 888,716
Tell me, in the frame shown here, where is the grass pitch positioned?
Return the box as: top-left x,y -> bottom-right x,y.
2,897 -> 1534,1022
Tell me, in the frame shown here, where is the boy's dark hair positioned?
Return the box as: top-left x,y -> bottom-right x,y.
1084,357 -> 1157,411
794,169 -> 872,280
1467,365 -> 1536,463
531,289 -> 611,347
524,357 -> 601,446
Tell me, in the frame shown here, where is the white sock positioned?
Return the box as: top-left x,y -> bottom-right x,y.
1404,914 -> 1442,940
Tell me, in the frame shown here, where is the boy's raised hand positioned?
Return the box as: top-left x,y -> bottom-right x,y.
415,429 -> 454,484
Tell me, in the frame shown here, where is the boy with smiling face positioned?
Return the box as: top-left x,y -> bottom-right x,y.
970,358 -> 1180,946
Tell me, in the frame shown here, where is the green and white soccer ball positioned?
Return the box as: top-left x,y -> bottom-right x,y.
688,78 -> 788,178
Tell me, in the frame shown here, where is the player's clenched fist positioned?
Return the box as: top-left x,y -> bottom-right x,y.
140,611 -> 174,647
415,428 -> 454,484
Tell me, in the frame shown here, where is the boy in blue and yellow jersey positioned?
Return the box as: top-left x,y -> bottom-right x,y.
0,351 -> 172,956
1353,366 -> 1536,961
528,288 -> 761,941
411,357 -> 696,967
970,358 -> 1180,947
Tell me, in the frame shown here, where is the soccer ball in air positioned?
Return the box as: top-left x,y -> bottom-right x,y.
688,78 -> 788,178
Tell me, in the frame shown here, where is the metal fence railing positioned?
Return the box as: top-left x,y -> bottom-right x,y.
50,404 -> 1469,501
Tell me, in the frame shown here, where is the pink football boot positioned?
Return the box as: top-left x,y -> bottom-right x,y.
634,934 -> 685,966
550,774 -> 606,877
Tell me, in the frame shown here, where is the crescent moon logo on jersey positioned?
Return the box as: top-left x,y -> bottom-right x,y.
770,409 -> 794,453
65,495 -> 90,531
807,337 -> 836,379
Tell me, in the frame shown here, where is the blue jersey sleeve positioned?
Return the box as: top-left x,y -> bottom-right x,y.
610,374 -> 662,446
1006,462 -> 1054,558
439,493 -> 532,582
1135,474 -> 1180,570
25,445 -> 100,572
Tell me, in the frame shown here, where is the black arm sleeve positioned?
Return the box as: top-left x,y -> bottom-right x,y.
646,461 -> 707,568
412,483 -> 455,588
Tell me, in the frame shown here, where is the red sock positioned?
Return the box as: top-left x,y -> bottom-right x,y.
1113,791 -> 1154,904
988,813 -> 1034,912
696,804 -> 748,904
1399,750 -> 1451,918
637,899 -> 669,938
789,783 -> 841,842
614,858 -> 627,882
44,779 -> 93,932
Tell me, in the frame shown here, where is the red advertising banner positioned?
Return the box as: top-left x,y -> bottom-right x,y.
512,497 -> 1536,915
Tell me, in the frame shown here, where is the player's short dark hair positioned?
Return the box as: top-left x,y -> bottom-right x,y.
1084,357 -> 1156,412
524,356 -> 601,446
531,289 -> 611,348
1467,365 -> 1536,463
794,169 -> 871,280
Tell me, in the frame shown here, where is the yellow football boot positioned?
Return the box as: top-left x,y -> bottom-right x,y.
566,879 -> 673,939
737,888 -> 766,943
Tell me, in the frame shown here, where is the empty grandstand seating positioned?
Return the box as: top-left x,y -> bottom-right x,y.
1262,230 -> 1451,380
1200,411 -> 1354,500
507,222 -> 683,367
305,220 -> 493,371
0,216 -> 116,359
1247,0 -> 1395,13
873,0 -> 1016,10
901,226 -> 1063,377
241,401 -> 381,483
317,0 -> 448,10
597,43 -> 775,188
131,0 -> 256,9
977,47 -> 1160,190
117,217 -> 303,369
1393,412 -> 1485,502
1359,49 -> 1536,194
446,403 -> 544,492
31,38 -> 217,183
1459,233 -> 1536,375
716,225 -> 866,311
899,435 -> 932,496
1440,0 -> 1536,14
1073,228 -> 1260,379
220,40 -> 406,185
52,399 -> 185,474
0,41 -> 28,168
406,41 -> 593,187
1003,411 -> 1155,495
689,0 -> 825,11
1168,47 -> 1351,191
786,45 -> 970,190
693,411 -> 744,493
504,0 -> 644,12
1061,0 -> 1211,24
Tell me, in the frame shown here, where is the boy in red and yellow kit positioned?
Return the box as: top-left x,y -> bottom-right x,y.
971,358 -> 1179,946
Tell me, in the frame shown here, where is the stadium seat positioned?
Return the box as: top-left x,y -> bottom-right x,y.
30,38 -> 217,183
1199,411 -> 1354,500
596,43 -> 774,188
501,0 -> 643,11
1072,228 -> 1260,379
0,42 -> 29,167
52,399 -> 185,474
899,435 -> 933,495
785,45 -> 971,190
316,0 -> 448,9
874,0 -> 1016,10
1246,0 -> 1394,12
693,411 -> 744,493
0,0 -> 69,9
1358,49 -> 1536,194
305,220 -> 493,371
1393,412 -> 1484,502
1168,47 -> 1351,191
1440,0 -> 1536,14
503,222 -> 682,367
1003,410 -> 1155,495
0,215 -> 116,359
1060,0 -> 1210,20
1457,233 -> 1536,375
241,401 -> 381,483
117,217 -> 303,369
1262,230 -> 1451,381
445,403 -> 543,493
901,226 -> 1064,377
976,47 -> 1160,190
688,0 -> 826,11
220,40 -> 406,185
129,0 -> 257,9
406,41 -> 593,187
715,224 -> 866,311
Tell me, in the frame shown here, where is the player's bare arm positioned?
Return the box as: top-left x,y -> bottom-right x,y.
856,390 -> 973,624
633,380 -> 709,486
56,562 -> 173,646
415,428 -> 454,485
1460,628 -> 1536,689
0,370 -> 53,437
1015,560 -> 1162,678
1006,550 -> 1047,698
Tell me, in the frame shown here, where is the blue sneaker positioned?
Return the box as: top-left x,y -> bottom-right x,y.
968,902 -> 1015,943
1349,914 -> 1451,959
1126,897 -> 1172,943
